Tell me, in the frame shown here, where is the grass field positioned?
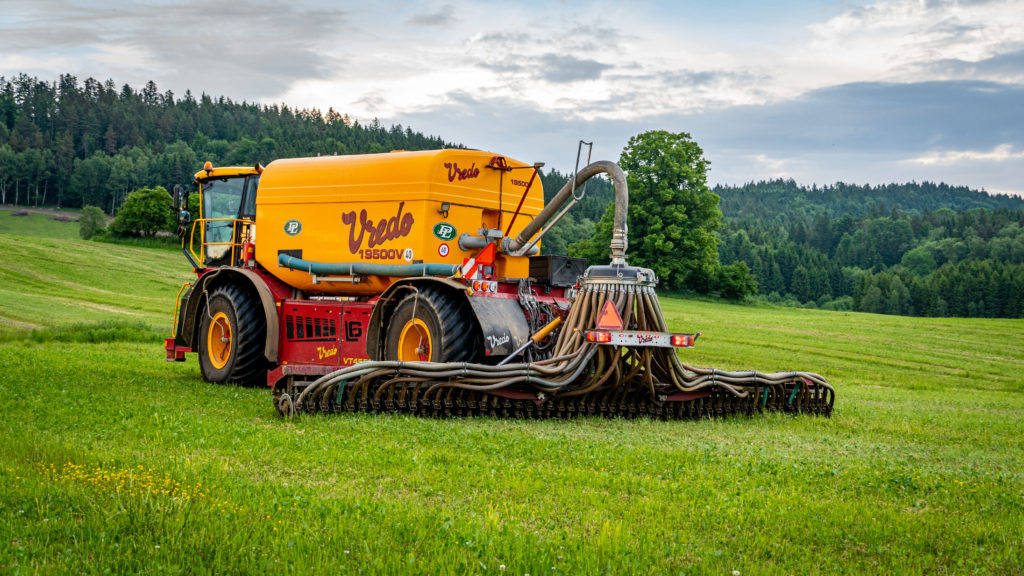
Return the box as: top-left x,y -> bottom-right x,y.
1,215 -> 1022,574
0,208 -> 81,240
0,209 -> 191,333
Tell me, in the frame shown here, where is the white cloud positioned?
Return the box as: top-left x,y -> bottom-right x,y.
751,153 -> 795,178
803,0 -> 1024,85
903,144 -> 1024,166
2,0 -> 1023,194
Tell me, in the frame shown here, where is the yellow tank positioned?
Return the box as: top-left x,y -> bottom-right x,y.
255,149 -> 544,295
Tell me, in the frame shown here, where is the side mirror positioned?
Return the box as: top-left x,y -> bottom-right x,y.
178,210 -> 191,224
172,184 -> 182,211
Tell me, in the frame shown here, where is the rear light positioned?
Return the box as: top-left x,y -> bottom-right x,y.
585,330 -> 699,348
472,281 -> 497,293
671,334 -> 691,347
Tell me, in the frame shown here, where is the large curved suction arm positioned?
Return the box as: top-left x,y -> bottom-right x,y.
502,160 -> 629,266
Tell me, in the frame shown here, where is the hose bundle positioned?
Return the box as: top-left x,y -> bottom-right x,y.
278,265 -> 833,419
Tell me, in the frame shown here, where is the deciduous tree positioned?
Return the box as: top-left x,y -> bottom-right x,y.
109,186 -> 171,237
79,205 -> 106,239
571,130 -> 721,291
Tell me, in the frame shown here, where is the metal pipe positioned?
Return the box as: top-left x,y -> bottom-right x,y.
459,233 -> 539,256
504,160 -> 629,265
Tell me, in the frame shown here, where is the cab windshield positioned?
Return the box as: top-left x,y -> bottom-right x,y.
202,177 -> 247,222
200,176 -> 250,266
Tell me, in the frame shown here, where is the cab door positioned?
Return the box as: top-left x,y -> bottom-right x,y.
200,175 -> 259,267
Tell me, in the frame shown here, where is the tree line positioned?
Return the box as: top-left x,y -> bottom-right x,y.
5,72 -> 1021,318
716,185 -> 1024,318
0,73 -> 451,212
717,178 -> 1024,219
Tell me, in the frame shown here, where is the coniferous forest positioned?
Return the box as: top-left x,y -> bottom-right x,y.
715,180 -> 1024,318
2,73 -> 1023,318
0,73 -> 450,211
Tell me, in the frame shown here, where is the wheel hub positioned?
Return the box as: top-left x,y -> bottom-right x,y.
207,311 -> 232,369
398,319 -> 431,362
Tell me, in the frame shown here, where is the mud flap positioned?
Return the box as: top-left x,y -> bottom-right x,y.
467,297 -> 530,359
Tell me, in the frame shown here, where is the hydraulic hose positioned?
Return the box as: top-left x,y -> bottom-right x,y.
278,253 -> 460,278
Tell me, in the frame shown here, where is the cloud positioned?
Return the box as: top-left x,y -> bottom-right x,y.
920,48 -> 1024,81
406,5 -> 456,27
468,23 -> 622,53
398,90 -> 637,167
536,53 -> 612,83
394,78 -> 1024,189
476,59 -> 525,74
0,0 -> 349,100
468,31 -> 533,49
477,53 -> 614,84
353,91 -> 389,115
4,0 -> 1023,195
903,144 -> 1024,166
671,80 -> 1024,193
805,0 -> 1024,78
682,80 -> 1024,154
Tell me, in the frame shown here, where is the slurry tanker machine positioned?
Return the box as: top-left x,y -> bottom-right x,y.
165,148 -> 834,418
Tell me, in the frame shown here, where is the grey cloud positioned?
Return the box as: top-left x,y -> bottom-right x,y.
659,80 -> 1024,190
476,59 -> 526,74
656,68 -> 766,90
0,0 -> 105,49
928,21 -> 981,38
679,80 -> 1024,154
566,24 -> 621,41
561,24 -> 623,52
469,23 -> 621,53
406,5 -> 456,27
399,91 -> 636,167
536,53 -> 612,83
471,32 -> 532,47
0,0 -> 348,100
396,80 -> 1024,194
354,92 -> 388,115
474,52 -> 615,84
923,49 -> 1024,78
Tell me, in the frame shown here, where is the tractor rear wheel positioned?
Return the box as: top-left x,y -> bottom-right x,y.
198,284 -> 267,385
385,287 -> 480,363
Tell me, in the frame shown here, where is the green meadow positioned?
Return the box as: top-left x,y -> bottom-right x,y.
1,211 -> 1021,574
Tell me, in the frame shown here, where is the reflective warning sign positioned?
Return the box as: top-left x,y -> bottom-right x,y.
595,300 -> 624,330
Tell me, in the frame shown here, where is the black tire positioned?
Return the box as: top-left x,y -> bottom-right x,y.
384,286 -> 480,363
197,284 -> 267,385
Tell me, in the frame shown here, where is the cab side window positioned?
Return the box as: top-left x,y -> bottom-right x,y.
240,175 -> 259,219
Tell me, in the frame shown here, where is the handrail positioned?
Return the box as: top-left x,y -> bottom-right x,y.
188,218 -> 244,266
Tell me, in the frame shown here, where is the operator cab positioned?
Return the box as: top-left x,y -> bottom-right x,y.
176,162 -> 263,269
200,174 -> 259,267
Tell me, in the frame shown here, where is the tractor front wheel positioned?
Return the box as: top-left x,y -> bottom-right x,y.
198,285 -> 267,385
384,287 -> 479,363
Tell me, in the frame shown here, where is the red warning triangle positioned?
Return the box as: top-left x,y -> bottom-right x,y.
476,242 -> 497,266
595,300 -> 624,330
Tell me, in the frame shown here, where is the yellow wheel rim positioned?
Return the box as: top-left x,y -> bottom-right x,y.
207,311 -> 232,369
398,319 -> 431,362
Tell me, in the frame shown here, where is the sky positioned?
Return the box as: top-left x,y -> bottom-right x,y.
1,0 -> 1023,195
